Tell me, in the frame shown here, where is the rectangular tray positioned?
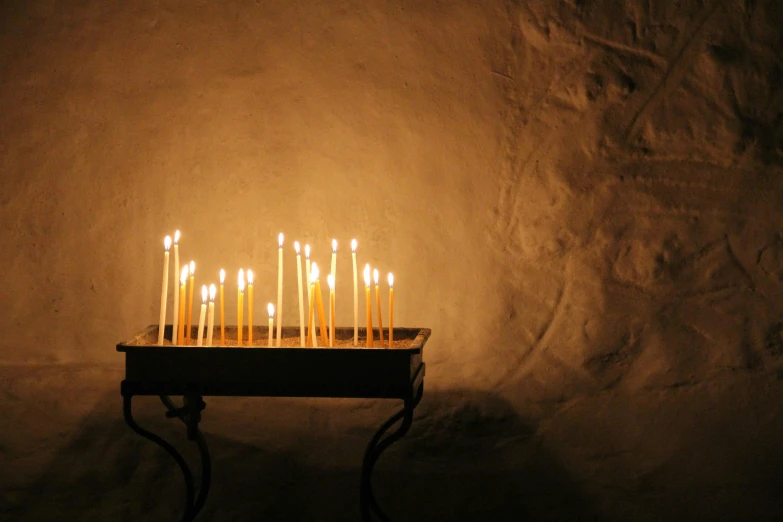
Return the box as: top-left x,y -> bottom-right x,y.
118,326 -> 430,399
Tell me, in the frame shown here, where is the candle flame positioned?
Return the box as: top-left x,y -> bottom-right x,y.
239,279 -> 245,292
311,262 -> 320,283
174,230 -> 180,244
294,241 -> 301,254
201,285 -> 208,303
164,236 -> 172,251
180,266 -> 189,285
332,239 -> 337,253
219,269 -> 225,284
305,244 -> 310,259
238,268 -> 244,287
373,268 -> 379,285
209,284 -> 216,301
351,239 -> 357,253
363,264 -> 371,287
388,273 -> 394,287
189,261 -> 195,276
327,273 -> 334,290
267,303 -> 275,317
278,232 -> 284,248
247,269 -> 254,285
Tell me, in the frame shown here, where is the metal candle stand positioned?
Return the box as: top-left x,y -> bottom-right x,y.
118,326 -> 430,522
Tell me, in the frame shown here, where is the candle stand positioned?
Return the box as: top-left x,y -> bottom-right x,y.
118,326 -> 430,522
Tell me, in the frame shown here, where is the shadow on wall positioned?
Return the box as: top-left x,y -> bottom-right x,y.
2,389 -> 596,522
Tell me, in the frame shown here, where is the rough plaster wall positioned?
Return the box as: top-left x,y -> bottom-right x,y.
3,0 -> 783,520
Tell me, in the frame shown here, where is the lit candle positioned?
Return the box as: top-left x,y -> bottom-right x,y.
364,264 -> 373,348
186,261 -> 195,344
295,242 -> 305,346
219,269 -> 226,345
308,263 -> 318,347
313,262 -> 328,346
247,269 -> 254,346
206,284 -> 216,346
327,274 -> 335,347
238,269 -> 245,346
388,273 -> 394,345
267,303 -> 275,347
305,244 -> 314,346
171,230 -> 180,343
196,285 -> 207,346
276,233 -> 284,347
330,239 -> 337,322
157,236 -> 172,345
351,239 -> 358,346
374,268 -> 384,347
178,266 -> 188,344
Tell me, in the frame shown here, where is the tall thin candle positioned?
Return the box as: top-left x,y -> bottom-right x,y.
313,262 -> 328,346
247,269 -> 254,345
330,239 -> 337,324
327,274 -> 335,347
267,303 -> 275,347
178,266 -> 188,344
364,264 -> 373,348
308,263 -> 318,347
186,261 -> 195,344
196,285 -> 207,346
374,268 -> 384,347
276,233 -> 284,346
207,284 -> 216,346
219,269 -> 226,345
171,230 -> 180,343
157,236 -> 172,345
305,244 -> 314,346
295,242 -> 305,346
388,273 -> 394,345
351,239 -> 358,346
237,269 -> 245,346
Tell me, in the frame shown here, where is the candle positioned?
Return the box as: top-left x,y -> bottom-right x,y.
295,242 -> 305,346
276,233 -> 284,346
247,269 -> 254,346
351,239 -> 358,346
308,263 -> 318,347
196,285 -> 207,346
267,303 -> 275,347
238,269 -> 245,346
171,230 -> 180,343
330,239 -> 337,322
364,264 -> 373,347
186,261 -> 195,344
207,284 -> 216,346
219,269 -> 226,345
388,273 -> 394,345
327,274 -> 335,347
313,262 -> 328,346
178,266 -> 188,344
157,236 -> 172,345
374,268 -> 384,347
305,244 -> 314,346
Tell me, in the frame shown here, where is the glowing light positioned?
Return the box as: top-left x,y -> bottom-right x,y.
351,239 -> 357,253
267,303 -> 275,317
278,232 -> 284,248
209,284 -> 216,301
201,285 -> 208,303
164,236 -> 172,251
238,268 -> 245,291
388,273 -> 394,287
247,269 -> 254,285
189,261 -> 195,276
364,264 -> 371,287
373,268 -> 379,285
332,239 -> 337,253
174,230 -> 180,244
219,269 -> 225,284
180,266 -> 189,284
294,241 -> 301,254
311,262 -> 320,283
305,244 -> 310,259
327,274 -> 334,290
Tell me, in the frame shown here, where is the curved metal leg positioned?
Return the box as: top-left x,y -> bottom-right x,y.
123,394 -> 195,522
360,383 -> 423,522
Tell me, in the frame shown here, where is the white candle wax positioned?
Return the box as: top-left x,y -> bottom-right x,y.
157,236 -> 172,345
196,285 -> 207,346
351,239 -> 358,346
305,245 -> 313,346
276,232 -> 284,346
206,284 -> 216,345
171,230 -> 180,343
295,242 -> 305,346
